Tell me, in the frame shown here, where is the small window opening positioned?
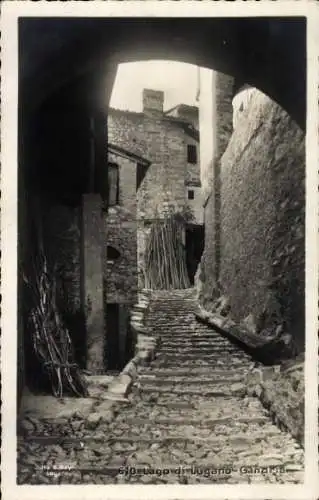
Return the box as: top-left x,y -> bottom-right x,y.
107,245 -> 121,264
187,144 -> 197,164
188,190 -> 195,200
108,163 -> 119,206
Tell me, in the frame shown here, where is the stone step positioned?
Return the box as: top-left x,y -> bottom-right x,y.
103,429 -> 283,446
151,322 -> 207,326
153,352 -> 252,362
149,310 -> 197,314
138,367 -> 251,377
138,375 -> 244,385
150,313 -> 202,317
155,348 -> 250,357
154,325 -> 210,328
156,332 -> 226,337
115,415 -> 271,428
151,359 -> 252,369
159,340 -> 233,347
136,383 -> 247,397
137,392 -> 250,408
150,309 -> 196,312
150,308 -> 197,312
158,347 -> 239,355
153,330 -> 224,337
151,306 -> 197,309
115,401 -> 270,421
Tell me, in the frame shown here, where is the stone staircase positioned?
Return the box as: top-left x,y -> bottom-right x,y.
100,289 -> 304,484
17,288 -> 304,485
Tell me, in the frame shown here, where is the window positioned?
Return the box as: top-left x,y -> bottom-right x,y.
188,190 -> 195,200
108,163 -> 119,206
187,144 -> 197,164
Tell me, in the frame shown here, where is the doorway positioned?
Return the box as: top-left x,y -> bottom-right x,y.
105,303 -> 135,371
185,224 -> 205,285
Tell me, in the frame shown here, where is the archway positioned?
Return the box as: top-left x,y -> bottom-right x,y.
17,16 -> 306,400
20,17 -> 305,128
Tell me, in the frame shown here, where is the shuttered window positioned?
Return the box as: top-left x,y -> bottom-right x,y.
108,163 -> 119,206
187,144 -> 197,164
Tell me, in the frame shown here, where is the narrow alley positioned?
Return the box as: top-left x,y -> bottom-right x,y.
18,289 -> 304,485
13,15 -> 309,491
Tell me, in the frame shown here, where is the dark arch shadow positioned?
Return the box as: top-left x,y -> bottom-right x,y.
19,17 -> 306,129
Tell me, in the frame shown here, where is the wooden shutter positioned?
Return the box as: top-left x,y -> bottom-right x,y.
108,163 -> 119,206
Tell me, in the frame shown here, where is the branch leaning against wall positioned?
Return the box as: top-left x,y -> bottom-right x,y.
21,210 -> 88,398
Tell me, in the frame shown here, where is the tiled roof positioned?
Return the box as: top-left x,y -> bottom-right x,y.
108,107 -> 199,142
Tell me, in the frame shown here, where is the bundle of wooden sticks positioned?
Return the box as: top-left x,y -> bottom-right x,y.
23,236 -> 88,398
144,215 -> 190,290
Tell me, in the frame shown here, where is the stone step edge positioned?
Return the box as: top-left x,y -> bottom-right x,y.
156,352 -> 251,364
136,385 -> 246,396
139,368 -> 252,377
158,348 -> 241,354
152,400 -> 249,408
115,415 -> 270,426
154,340 -> 241,346
138,376 -> 244,384
151,362 -> 252,368
104,433 -> 281,444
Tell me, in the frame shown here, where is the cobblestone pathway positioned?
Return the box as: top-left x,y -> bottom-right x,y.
18,289 -> 304,484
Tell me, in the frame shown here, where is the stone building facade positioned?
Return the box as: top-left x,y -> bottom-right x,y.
108,89 -> 203,286
104,144 -> 150,369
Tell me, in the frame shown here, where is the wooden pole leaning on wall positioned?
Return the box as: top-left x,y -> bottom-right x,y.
144,213 -> 190,290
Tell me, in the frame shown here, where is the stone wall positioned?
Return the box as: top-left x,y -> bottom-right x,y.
21,194 -> 86,389
108,103 -> 202,289
185,185 -> 204,225
232,87 -> 255,129
200,71 -> 234,201
198,87 -> 305,353
109,153 -> 137,214
104,153 -> 138,305
43,200 -> 86,367
215,72 -> 234,162
195,191 -> 219,307
246,354 -> 305,444
108,109 -> 189,220
197,71 -> 234,303
104,209 -> 138,304
137,222 -> 152,289
42,201 -> 82,314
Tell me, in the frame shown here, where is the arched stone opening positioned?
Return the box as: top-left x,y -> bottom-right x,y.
20,17 -> 305,128
17,17 -> 306,398
106,245 -> 121,264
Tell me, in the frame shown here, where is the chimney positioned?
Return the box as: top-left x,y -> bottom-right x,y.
143,89 -> 164,117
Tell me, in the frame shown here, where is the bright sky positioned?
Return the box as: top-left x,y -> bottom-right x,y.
110,60 -> 200,112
